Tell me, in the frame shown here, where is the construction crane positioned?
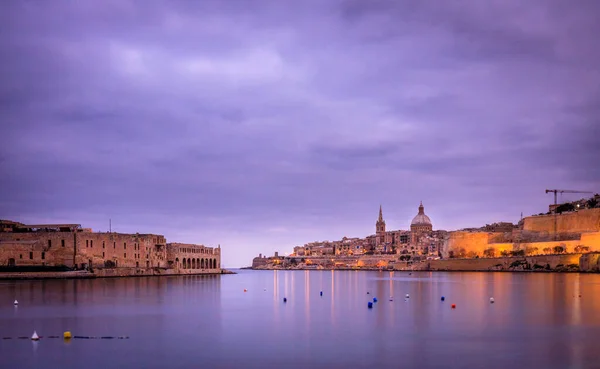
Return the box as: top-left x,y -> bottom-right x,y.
545,189 -> 594,208
545,189 -> 594,240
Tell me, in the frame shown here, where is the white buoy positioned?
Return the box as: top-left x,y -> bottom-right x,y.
405,294 -> 410,298
31,331 -> 40,341
14,300 -> 18,305
490,297 -> 495,303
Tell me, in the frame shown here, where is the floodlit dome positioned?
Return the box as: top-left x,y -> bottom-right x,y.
411,213 -> 432,226
411,202 -> 432,227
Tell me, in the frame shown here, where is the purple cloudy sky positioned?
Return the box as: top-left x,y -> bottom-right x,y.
1,1 -> 598,267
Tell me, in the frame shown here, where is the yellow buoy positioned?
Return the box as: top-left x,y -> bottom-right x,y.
63,331 -> 72,339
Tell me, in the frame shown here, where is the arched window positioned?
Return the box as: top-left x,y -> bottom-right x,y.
176,257 -> 179,267
182,259 -> 186,269
201,258 -> 204,269
213,258 -> 216,269
196,258 -> 200,269
192,258 -> 196,269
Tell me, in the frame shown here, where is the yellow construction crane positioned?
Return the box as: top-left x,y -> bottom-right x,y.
545,189 -> 594,240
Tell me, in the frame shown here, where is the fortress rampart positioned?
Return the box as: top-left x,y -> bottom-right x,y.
0,220 -> 221,276
522,208 -> 600,233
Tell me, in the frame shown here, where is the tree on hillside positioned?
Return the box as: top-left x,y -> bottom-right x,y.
483,248 -> 496,258
556,203 -> 575,214
525,247 -> 539,256
466,251 -> 478,258
587,198 -> 598,209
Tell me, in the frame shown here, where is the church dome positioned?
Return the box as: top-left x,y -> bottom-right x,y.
411,202 -> 432,226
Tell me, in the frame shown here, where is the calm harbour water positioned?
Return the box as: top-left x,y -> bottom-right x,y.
1,270 -> 600,369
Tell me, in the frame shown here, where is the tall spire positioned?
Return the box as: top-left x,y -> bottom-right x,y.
418,201 -> 424,214
378,205 -> 383,222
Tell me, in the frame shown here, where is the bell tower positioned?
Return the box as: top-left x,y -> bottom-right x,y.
376,205 -> 386,245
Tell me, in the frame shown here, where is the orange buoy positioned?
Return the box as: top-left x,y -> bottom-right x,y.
451,304 -> 456,309
243,289 -> 247,292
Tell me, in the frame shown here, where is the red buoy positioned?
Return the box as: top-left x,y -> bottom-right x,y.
451,304 -> 456,309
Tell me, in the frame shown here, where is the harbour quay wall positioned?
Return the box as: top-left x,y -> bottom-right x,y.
424,253 -> 600,272
580,253 -> 600,272
0,268 -> 223,280
93,267 -> 222,278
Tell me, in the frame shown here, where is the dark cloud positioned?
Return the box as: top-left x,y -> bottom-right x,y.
0,0 -> 598,266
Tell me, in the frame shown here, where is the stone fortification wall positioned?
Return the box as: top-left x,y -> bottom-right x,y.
0,232 -> 76,267
75,232 -> 167,269
426,254 -> 583,272
489,230 -> 581,244
252,256 -> 268,268
444,231 -> 600,258
580,253 -> 600,272
0,228 -> 221,274
443,232 -> 492,257
581,232 -> 600,247
523,208 -> 600,233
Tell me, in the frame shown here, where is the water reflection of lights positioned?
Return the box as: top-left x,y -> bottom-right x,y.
572,274 -> 581,325
389,271 -> 395,325
273,270 -> 279,322
331,270 -> 335,325
273,270 -> 278,298
305,270 -> 310,325
290,271 -> 294,298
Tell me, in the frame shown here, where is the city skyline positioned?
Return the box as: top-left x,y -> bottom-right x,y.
1,1 -> 599,267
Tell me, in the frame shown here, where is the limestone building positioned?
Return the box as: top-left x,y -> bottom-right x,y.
372,202 -> 437,255
286,202 -> 441,258
0,219 -> 221,274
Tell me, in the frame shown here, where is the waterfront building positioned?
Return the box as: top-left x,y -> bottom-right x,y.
287,202 -> 442,259
0,220 -> 221,274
